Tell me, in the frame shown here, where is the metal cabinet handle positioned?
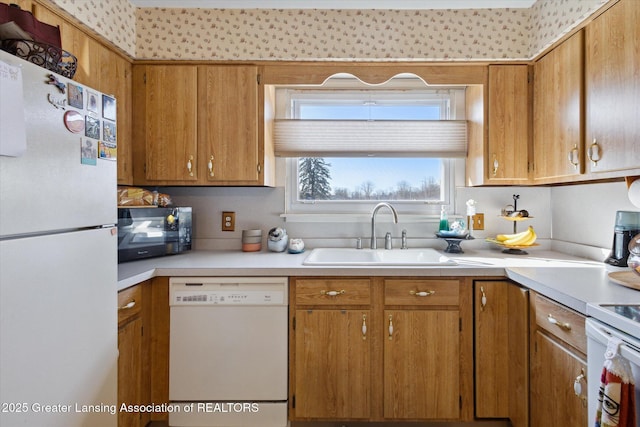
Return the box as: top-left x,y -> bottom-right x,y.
388,315 -> 394,340
547,314 -> 572,331
362,314 -> 367,340
492,155 -> 499,176
187,155 -> 194,176
118,300 -> 136,311
587,139 -> 601,166
409,290 -> 435,297
320,289 -> 345,297
480,286 -> 487,311
208,155 -> 215,177
568,144 -> 580,169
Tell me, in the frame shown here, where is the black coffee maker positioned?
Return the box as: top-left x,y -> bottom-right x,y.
605,210 -> 640,267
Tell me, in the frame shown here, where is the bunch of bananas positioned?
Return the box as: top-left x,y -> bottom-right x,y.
496,226 -> 537,246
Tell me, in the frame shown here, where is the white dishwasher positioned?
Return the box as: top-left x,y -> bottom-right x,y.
168,277 -> 288,427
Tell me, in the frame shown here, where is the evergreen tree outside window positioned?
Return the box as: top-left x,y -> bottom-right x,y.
299,157 -> 332,200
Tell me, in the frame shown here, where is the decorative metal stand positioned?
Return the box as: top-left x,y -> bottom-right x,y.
498,194 -> 534,255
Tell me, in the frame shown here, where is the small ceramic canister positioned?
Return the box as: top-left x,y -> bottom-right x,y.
267,227 -> 288,252
242,229 -> 262,252
288,238 -> 305,254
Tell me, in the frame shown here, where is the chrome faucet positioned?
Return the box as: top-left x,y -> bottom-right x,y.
370,202 -> 398,249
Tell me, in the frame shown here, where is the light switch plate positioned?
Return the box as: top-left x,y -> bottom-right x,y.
472,213 -> 484,230
222,211 -> 235,231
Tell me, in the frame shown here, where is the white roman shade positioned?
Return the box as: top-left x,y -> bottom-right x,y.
273,119 -> 467,157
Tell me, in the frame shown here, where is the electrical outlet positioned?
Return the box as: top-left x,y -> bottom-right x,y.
222,211 -> 235,231
472,213 -> 484,230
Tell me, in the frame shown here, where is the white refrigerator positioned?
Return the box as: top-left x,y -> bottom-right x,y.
0,50 -> 118,426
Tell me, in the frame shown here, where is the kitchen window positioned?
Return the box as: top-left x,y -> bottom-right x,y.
274,76 -> 466,216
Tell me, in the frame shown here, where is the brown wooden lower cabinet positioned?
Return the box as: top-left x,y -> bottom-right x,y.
384,309 -> 461,420
289,276 -> 473,422
474,280 -> 529,427
530,293 -> 588,427
294,309 -> 372,419
118,284 -> 144,427
118,277 -> 170,426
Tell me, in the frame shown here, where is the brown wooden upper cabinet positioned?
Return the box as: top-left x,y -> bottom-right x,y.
533,30 -> 584,184
531,0 -> 640,184
133,65 -> 199,183
466,65 -> 531,186
584,0 -> 640,178
132,64 -> 271,186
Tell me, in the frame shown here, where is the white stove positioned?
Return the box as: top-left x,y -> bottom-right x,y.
587,303 -> 640,339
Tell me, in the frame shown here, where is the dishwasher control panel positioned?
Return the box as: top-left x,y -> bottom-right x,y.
169,277 -> 288,306
173,290 -> 285,305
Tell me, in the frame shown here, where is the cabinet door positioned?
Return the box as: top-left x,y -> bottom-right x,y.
533,31 -> 584,183
474,281 -> 528,427
142,66 -> 198,182
118,316 -> 143,427
486,65 -> 530,184
294,309 -> 371,419
100,52 -> 133,185
199,66 -> 260,182
530,331 -> 587,427
118,285 -> 144,427
585,0 -> 640,176
384,310 -> 460,420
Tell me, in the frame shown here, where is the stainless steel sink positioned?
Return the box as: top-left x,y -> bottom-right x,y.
303,248 -> 457,266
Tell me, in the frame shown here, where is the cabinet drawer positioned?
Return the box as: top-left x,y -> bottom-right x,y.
295,278 -> 371,305
384,279 -> 459,306
118,285 -> 142,326
535,294 -> 586,354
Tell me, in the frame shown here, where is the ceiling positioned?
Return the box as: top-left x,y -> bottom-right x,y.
128,0 -> 537,10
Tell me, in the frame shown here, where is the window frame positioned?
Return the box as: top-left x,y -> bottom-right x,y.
278,81 -> 464,217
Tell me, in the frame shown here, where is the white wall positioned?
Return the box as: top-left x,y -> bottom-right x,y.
550,181 -> 638,251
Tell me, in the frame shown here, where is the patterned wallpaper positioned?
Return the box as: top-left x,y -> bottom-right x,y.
136,8 -> 531,60
48,0 -> 610,61
49,0 -> 137,56
529,0 -> 610,56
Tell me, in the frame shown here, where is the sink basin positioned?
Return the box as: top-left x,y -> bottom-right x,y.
303,248 -> 457,266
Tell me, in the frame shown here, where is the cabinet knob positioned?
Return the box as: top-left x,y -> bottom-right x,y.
187,155 -> 194,176
208,155 -> 215,177
588,139 -> 602,166
568,144 -> 580,169
320,289 -> 345,297
362,314 -> 367,340
409,290 -> 435,297
547,314 -> 571,331
480,286 -> 487,311
574,369 -> 587,406
118,300 -> 136,311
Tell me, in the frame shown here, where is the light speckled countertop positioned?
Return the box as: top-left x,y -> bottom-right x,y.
118,247 -> 640,315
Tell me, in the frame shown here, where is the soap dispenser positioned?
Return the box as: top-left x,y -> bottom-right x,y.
439,206 -> 449,231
